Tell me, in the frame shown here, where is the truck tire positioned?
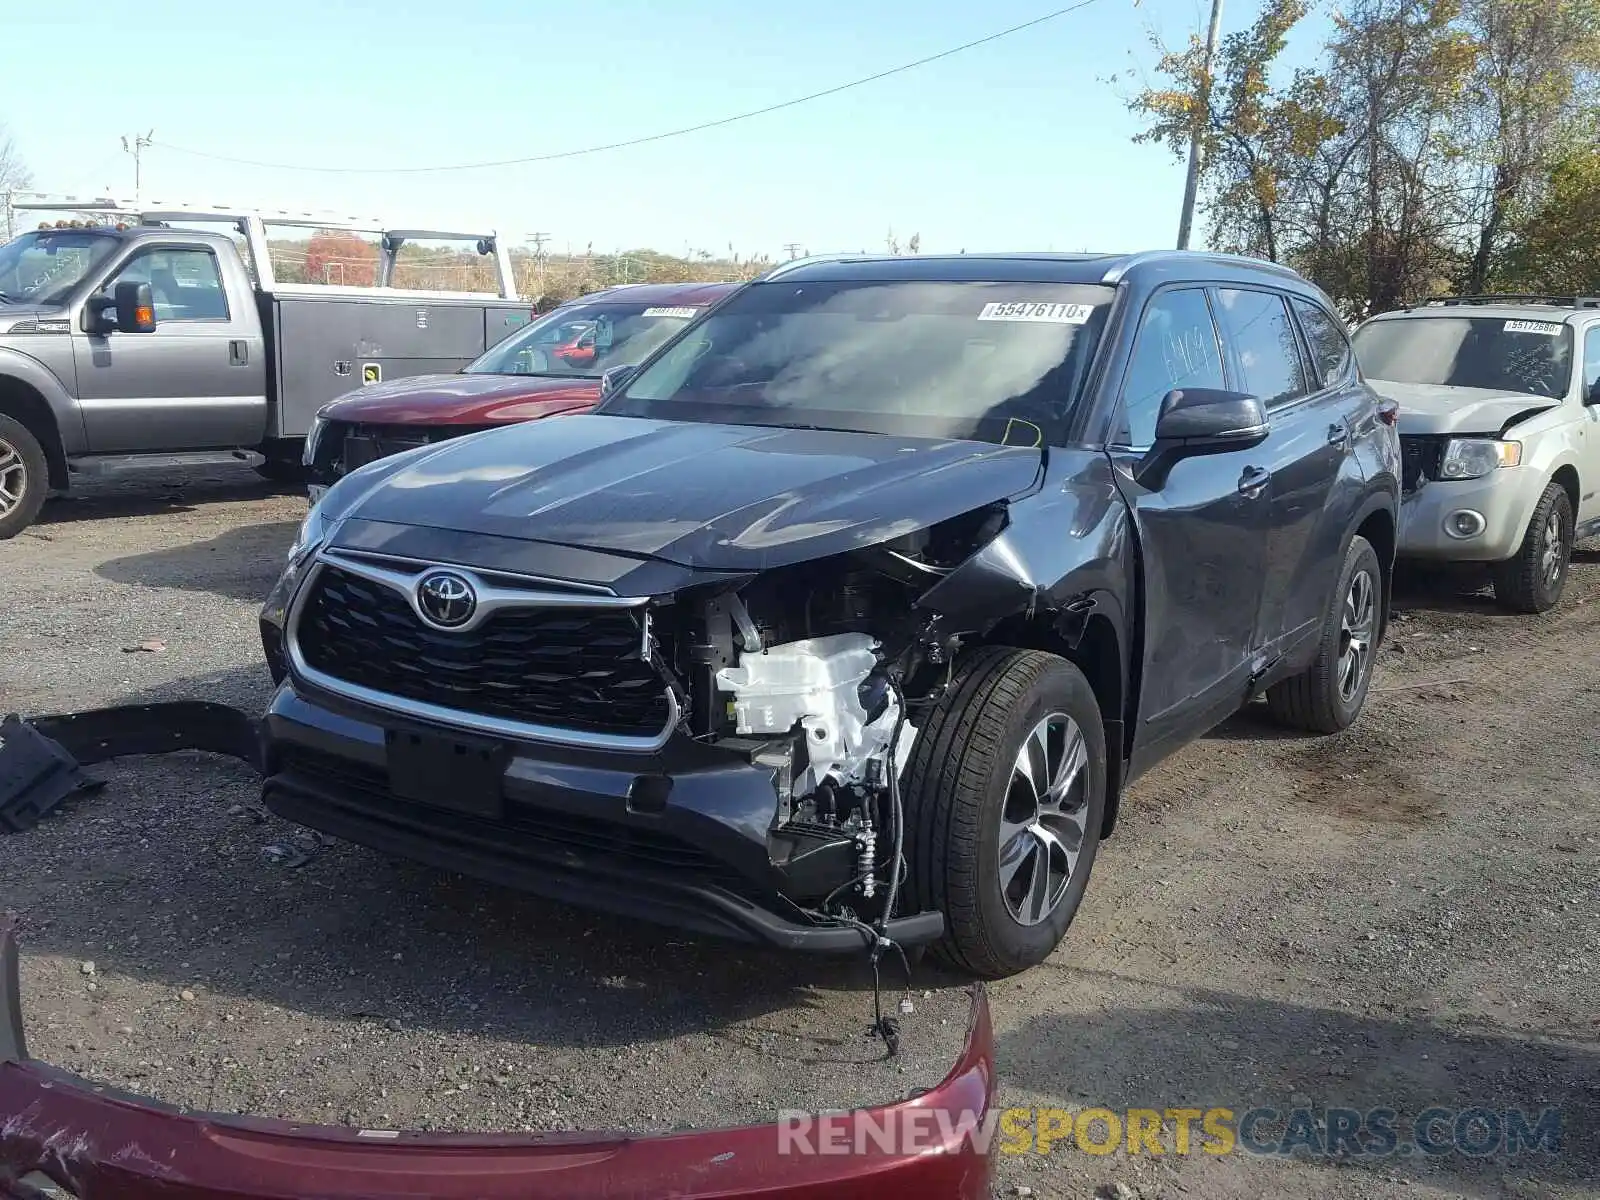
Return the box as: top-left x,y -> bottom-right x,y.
1490,482 -> 1571,614
0,414 -> 49,540
902,646 -> 1106,979
1266,534 -> 1381,734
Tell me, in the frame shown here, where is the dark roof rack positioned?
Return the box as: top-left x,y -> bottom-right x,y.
1418,294 -> 1600,309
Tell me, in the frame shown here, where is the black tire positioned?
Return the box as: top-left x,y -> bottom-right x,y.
1491,482 -> 1572,614
1266,534 -> 1382,733
0,413 -> 50,540
902,646 -> 1107,979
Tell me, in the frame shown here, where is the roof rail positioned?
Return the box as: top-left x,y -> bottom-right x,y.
1418,293 -> 1599,309
1099,249 -> 1303,285
760,253 -> 859,281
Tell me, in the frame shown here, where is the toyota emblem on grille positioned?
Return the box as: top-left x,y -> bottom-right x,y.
416,571 -> 477,628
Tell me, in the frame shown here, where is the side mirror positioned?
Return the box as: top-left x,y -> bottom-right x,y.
1134,387 -> 1268,489
599,364 -> 635,398
115,281 -> 158,333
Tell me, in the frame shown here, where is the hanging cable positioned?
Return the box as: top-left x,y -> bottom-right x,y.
151,0 -> 1108,175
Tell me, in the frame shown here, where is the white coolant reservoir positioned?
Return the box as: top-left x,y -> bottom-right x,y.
714,633 -> 903,793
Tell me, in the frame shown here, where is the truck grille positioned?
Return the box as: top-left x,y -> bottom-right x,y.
295,565 -> 671,738
1400,435 -> 1446,494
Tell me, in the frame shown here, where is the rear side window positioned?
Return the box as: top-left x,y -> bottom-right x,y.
1583,327 -> 1600,403
1215,288 -> 1310,407
1120,287 -> 1227,445
1292,298 -> 1354,388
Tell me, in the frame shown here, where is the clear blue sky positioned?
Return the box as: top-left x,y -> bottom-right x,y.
1,0 -> 1323,259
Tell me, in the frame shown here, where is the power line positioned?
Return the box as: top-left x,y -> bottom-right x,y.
152,0 -> 1108,176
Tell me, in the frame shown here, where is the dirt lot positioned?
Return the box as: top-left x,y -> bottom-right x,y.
2,467 -> 1597,1200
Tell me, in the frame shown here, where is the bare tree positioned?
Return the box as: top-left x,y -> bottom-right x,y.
1,123 -> 33,241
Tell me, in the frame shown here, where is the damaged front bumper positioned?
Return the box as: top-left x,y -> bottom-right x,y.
0,920 -> 995,1200
262,682 -> 946,953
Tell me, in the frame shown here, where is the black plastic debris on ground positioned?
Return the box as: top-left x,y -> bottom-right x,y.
0,703 -> 262,834
0,715 -> 102,833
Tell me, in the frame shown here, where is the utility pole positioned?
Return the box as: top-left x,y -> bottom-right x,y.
122,130 -> 155,206
529,232 -> 549,286
782,242 -> 802,260
1175,0 -> 1224,250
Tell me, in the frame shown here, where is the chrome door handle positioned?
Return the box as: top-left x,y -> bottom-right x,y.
1238,466 -> 1270,499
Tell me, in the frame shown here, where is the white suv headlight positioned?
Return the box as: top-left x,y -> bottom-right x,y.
1439,438 -> 1521,480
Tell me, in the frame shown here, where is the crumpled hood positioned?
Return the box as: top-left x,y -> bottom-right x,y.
1370,380 -> 1563,436
320,373 -> 599,426
340,413 -> 1045,571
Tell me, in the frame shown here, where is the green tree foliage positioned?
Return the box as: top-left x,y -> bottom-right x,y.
1129,0 -> 1600,314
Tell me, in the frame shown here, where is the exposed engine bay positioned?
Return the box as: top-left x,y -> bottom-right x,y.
649,504 -> 1014,928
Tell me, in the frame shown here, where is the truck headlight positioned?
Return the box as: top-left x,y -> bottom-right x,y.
1439,438 -> 1521,480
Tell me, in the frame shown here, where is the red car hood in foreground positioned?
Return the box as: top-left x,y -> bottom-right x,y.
0,919 -> 994,1200
321,374 -> 599,427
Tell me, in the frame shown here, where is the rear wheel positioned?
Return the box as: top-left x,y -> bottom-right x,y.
0,414 -> 49,539
1491,482 -> 1571,613
1266,534 -> 1382,733
903,647 -> 1106,979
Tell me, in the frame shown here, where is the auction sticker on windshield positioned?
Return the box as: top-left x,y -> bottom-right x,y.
978,301 -> 1095,324
1504,320 -> 1564,336
642,306 -> 700,318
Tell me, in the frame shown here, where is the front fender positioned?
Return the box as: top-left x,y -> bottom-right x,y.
0,344 -> 88,455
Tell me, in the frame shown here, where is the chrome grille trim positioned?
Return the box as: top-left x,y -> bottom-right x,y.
285,554 -> 679,753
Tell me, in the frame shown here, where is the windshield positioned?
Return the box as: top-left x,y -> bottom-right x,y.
467,298 -> 710,378
1353,315 -> 1574,400
600,279 -> 1115,445
0,229 -> 123,306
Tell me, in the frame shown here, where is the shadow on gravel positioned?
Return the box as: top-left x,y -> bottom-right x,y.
97,520 -> 301,602
997,968 -> 1598,1196
37,468 -> 300,528
9,668 -> 908,1055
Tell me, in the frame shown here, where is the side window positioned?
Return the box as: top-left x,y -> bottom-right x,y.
103,248 -> 229,322
1120,287 -> 1227,446
1291,298 -> 1354,389
1215,288 -> 1310,407
1583,327 -> 1600,403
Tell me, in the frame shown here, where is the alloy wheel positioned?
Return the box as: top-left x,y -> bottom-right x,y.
998,713 -> 1091,927
0,438 -> 26,518
1338,568 -> 1376,704
1541,508 -> 1565,591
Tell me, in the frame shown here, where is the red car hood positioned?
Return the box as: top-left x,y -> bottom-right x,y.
320,374 -> 599,427
0,917 -> 995,1199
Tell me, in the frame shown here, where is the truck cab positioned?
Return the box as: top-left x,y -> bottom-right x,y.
0,196 -> 530,537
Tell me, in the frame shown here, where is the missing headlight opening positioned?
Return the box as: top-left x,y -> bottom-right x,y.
671,505 -> 1010,935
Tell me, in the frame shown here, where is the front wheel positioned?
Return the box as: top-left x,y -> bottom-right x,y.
903,647 -> 1107,979
1266,534 -> 1382,733
0,414 -> 50,539
1491,482 -> 1572,613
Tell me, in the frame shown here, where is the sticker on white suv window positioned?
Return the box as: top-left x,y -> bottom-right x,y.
977,301 -> 1095,324
1504,320 -> 1563,336
642,306 -> 699,318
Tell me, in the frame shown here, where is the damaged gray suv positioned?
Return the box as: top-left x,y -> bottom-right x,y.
1354,295 -> 1600,612
259,251 -> 1399,978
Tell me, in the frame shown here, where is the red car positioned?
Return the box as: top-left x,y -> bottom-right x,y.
302,281 -> 739,494
0,919 -> 995,1199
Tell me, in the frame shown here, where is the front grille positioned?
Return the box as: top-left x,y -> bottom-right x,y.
276,744 -> 749,889
295,565 -> 671,737
320,422 -> 493,477
1400,435 -> 1447,493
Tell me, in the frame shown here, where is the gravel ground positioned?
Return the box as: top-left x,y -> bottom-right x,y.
2,467 -> 1598,1200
